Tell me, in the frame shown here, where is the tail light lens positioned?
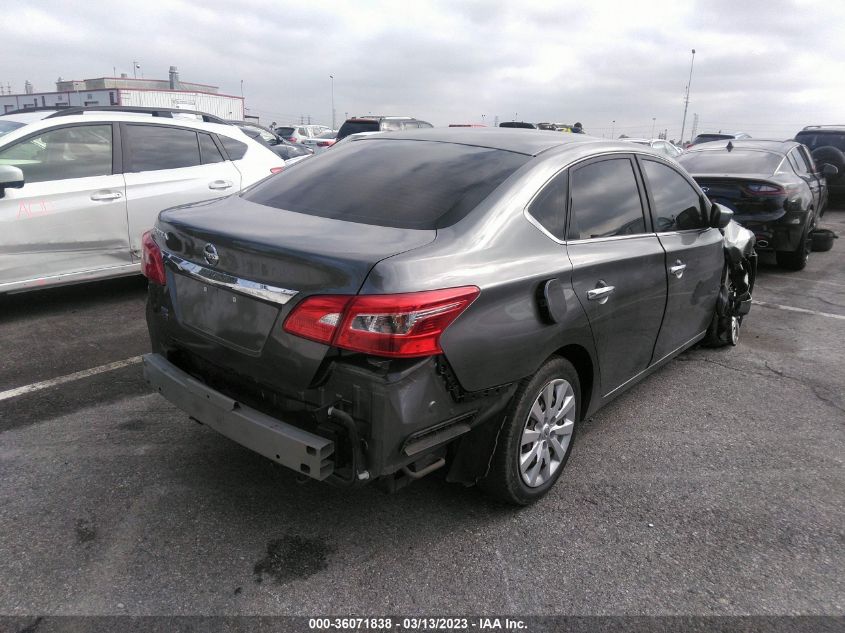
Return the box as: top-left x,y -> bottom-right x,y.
743,183 -> 785,196
316,140 -> 336,147
285,137 -> 297,142
270,166 -> 285,174
141,230 -> 166,285
283,286 -> 480,358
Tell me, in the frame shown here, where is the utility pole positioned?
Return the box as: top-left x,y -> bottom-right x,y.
132,60 -> 139,79
690,113 -> 699,141
679,48 -> 696,144
611,120 -> 615,138
330,75 -> 335,130
307,115 -> 311,125
494,115 -> 499,127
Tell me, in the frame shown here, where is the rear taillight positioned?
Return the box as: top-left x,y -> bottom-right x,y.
283,286 -> 480,358
316,140 -> 335,147
285,137 -> 297,142
743,183 -> 785,196
270,166 -> 285,174
141,230 -> 166,285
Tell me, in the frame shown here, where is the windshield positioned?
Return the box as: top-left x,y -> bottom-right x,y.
244,139 -> 529,229
0,120 -> 25,138
678,150 -> 783,174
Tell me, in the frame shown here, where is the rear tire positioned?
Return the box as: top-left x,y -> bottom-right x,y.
776,225 -> 811,271
480,357 -> 580,505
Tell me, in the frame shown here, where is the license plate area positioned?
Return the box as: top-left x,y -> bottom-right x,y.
172,273 -> 280,353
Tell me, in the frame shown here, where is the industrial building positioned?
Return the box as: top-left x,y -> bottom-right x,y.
0,66 -> 244,119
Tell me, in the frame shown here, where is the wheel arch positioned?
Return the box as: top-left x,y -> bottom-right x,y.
550,343 -> 596,419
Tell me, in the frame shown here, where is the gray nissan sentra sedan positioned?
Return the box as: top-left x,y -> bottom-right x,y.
141,128 -> 755,505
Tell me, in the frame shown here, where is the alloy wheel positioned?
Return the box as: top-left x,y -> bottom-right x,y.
519,379 -> 575,488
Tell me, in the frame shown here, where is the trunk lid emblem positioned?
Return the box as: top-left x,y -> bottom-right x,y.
203,244 -> 219,267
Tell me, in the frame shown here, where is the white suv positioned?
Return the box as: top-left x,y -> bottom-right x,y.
0,107 -> 286,293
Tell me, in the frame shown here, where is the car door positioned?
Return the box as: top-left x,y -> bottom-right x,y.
788,148 -> 821,213
565,155 -> 668,396
0,122 -> 130,290
121,123 -> 242,260
797,145 -> 827,212
639,157 -> 723,362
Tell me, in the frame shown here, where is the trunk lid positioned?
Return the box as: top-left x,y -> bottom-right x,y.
155,195 -> 435,390
693,176 -> 788,217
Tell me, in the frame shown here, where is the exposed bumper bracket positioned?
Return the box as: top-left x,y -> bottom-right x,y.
143,353 -> 334,480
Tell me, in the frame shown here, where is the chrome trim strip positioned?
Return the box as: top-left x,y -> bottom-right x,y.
163,252 -> 298,305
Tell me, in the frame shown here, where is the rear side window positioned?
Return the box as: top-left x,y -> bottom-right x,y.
0,124 -> 112,183
568,158 -> 645,240
219,135 -> 248,160
243,139 -> 529,229
275,127 -> 295,137
199,133 -> 224,164
417,121 -> 433,129
124,124 -> 200,172
642,160 -> 706,231
528,170 -> 568,239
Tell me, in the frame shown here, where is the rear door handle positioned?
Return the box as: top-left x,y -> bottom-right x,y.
90,190 -> 122,201
208,180 -> 233,190
587,281 -> 615,304
669,260 -> 687,278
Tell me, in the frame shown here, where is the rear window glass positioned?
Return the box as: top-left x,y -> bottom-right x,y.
275,127 -> 295,136
693,134 -> 733,143
0,120 -> 25,137
219,135 -> 248,160
678,150 -> 783,174
243,139 -> 528,229
794,132 -> 845,151
337,120 -> 379,138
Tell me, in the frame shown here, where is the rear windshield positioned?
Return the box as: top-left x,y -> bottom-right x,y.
678,150 -> 783,174
243,139 -> 529,229
337,120 -> 380,139
0,120 -> 25,137
692,134 -> 733,143
500,122 -> 536,129
275,127 -> 295,136
794,132 -> 845,151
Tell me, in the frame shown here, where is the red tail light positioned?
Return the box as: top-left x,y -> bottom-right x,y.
141,230 -> 166,285
316,140 -> 336,147
270,166 -> 285,174
285,137 -> 297,142
283,287 -> 480,358
742,183 -> 785,196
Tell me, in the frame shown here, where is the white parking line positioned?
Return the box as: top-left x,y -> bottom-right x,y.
0,356 -> 143,402
753,300 -> 845,321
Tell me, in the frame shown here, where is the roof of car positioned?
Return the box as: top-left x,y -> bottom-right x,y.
686,139 -> 798,154
351,127 -> 614,156
800,125 -> 845,132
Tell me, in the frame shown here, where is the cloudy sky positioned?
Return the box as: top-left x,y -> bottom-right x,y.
4,0 -> 844,140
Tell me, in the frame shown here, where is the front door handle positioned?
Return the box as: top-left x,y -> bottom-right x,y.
208,180 -> 233,190
669,260 -> 687,278
90,190 -> 122,201
587,281 -> 615,304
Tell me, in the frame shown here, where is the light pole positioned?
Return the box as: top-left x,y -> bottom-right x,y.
330,75 -> 335,130
651,117 -> 656,138
611,120 -> 615,138
680,48 -> 696,144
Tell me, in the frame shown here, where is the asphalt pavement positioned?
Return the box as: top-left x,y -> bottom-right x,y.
0,210 -> 843,617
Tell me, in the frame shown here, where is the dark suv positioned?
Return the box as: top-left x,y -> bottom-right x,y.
141,129 -> 755,505
794,126 -> 845,197
336,116 -> 433,141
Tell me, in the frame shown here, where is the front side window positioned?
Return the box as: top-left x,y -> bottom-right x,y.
0,124 -> 112,184
527,170 -> 568,239
124,125 -> 200,172
642,160 -> 706,231
568,158 -> 645,240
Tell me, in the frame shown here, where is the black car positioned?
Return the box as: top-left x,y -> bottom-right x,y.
141,129 -> 755,505
794,126 -> 845,197
678,139 -> 834,270
336,116 -> 433,141
226,121 -> 313,161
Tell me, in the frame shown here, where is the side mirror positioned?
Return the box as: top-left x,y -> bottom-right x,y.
710,202 -> 733,229
822,163 -> 839,179
0,165 -> 24,198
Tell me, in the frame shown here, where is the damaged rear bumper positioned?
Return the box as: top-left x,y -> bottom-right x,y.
143,353 -> 335,480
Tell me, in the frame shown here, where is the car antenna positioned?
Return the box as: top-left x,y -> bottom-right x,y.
726,141 -> 734,152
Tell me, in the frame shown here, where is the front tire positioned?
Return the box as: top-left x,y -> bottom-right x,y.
480,357 -> 580,505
